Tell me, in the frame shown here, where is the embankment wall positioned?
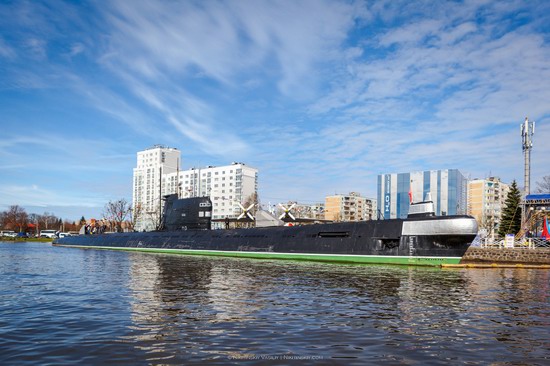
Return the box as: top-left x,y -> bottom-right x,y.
461,247 -> 550,264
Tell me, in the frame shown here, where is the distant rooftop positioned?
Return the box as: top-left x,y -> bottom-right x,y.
525,194 -> 550,201
143,144 -> 179,151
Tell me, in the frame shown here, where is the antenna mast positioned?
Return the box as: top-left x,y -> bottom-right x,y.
521,117 -> 535,196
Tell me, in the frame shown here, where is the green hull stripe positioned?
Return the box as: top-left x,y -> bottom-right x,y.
53,244 -> 462,266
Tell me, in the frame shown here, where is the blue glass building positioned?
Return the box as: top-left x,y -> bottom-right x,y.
377,169 -> 467,219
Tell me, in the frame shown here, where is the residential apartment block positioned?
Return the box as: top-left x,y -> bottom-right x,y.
467,177 -> 509,238
377,169 -> 467,219
132,145 -> 180,231
275,202 -> 325,221
164,163 -> 258,222
132,146 -> 258,231
324,192 -> 376,222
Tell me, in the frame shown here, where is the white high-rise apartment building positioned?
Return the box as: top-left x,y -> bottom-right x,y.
133,146 -> 258,231
133,145 -> 181,231
162,163 -> 258,222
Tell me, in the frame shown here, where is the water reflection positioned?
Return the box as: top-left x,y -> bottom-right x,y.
1,243 -> 548,365
120,253 -> 549,364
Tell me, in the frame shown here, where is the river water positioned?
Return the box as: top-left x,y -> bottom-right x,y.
0,241 -> 548,365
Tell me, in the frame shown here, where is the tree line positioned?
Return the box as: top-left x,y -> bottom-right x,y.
0,205 -> 82,234
0,198 -> 135,234
101,198 -> 134,232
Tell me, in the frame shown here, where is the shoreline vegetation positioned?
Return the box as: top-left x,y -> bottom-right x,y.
0,237 -> 53,243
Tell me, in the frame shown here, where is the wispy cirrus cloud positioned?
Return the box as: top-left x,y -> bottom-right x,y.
93,0 -> 360,157
0,135 -> 135,175
0,184 -> 104,210
102,0 -> 358,96
304,1 -> 550,182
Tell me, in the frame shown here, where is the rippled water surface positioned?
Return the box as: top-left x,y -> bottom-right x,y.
1,242 -> 549,365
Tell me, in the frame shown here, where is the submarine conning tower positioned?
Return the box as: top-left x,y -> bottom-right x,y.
407,193 -> 436,218
162,194 -> 212,231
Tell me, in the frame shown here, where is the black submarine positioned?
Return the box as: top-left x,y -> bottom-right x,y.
54,194 -> 478,266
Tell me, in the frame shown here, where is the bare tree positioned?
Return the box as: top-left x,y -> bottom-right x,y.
144,208 -> 163,231
62,220 -> 79,232
480,216 -> 497,239
129,203 -> 143,232
3,205 -> 28,232
40,212 -> 58,230
28,213 -> 39,224
243,192 -> 259,216
102,199 -> 132,233
240,193 -> 259,228
536,176 -> 550,193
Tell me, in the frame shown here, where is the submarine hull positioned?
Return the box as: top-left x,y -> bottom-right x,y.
54,215 -> 477,266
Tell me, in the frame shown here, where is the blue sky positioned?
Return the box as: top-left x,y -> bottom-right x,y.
1,0 -> 549,221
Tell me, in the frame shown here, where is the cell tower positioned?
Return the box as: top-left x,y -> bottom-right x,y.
521,117 -> 535,196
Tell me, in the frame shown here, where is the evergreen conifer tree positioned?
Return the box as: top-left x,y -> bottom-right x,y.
498,180 -> 522,237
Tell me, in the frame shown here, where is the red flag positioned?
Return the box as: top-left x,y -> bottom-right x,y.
542,216 -> 550,240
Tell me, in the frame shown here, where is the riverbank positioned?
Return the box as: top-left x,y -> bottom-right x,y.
0,237 -> 53,243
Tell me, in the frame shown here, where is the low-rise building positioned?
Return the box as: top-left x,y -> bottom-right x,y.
324,192 -> 376,222
275,202 -> 325,221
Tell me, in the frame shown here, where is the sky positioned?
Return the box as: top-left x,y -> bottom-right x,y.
1,0 -> 549,221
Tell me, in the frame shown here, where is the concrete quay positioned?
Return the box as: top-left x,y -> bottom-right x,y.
457,247 -> 550,266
